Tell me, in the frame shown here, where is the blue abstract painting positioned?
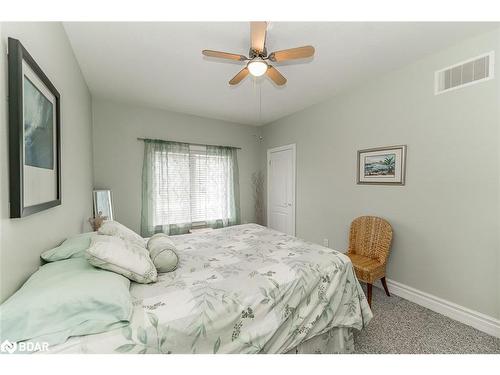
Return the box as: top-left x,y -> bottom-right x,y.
23,76 -> 54,169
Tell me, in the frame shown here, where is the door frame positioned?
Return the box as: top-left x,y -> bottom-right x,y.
266,143 -> 296,236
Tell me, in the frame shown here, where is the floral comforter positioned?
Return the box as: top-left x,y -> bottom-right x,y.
46,224 -> 372,354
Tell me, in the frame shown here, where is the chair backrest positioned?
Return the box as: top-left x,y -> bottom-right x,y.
348,216 -> 393,264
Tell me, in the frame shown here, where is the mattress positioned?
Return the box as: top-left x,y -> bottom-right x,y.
45,224 -> 372,354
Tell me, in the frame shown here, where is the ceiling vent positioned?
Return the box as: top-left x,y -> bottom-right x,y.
435,52 -> 494,95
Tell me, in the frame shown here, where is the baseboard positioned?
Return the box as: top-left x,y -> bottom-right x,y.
374,278 -> 500,338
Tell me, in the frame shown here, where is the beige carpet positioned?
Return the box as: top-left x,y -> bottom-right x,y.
353,285 -> 500,354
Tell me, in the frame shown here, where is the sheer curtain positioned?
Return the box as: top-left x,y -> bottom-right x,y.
203,145 -> 240,228
141,139 -> 240,237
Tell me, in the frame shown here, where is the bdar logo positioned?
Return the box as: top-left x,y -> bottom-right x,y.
0,340 -> 17,354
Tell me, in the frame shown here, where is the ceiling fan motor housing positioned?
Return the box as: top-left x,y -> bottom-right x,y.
249,47 -> 267,59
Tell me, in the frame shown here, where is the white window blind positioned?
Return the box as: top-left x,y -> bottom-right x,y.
152,145 -> 235,227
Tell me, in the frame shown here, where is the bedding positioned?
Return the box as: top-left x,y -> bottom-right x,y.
0,258 -> 132,348
40,232 -> 96,262
86,235 -> 158,283
98,220 -> 146,247
291,326 -> 353,354
147,233 -> 179,273
43,224 -> 372,354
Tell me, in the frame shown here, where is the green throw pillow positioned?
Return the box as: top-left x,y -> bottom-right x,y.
147,233 -> 179,273
40,232 -> 96,262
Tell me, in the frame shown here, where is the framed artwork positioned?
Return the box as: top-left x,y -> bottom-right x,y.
357,145 -> 407,185
8,38 -> 61,218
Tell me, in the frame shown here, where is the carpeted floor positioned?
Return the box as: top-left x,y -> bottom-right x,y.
353,285 -> 500,354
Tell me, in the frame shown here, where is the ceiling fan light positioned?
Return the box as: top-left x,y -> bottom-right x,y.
247,59 -> 268,77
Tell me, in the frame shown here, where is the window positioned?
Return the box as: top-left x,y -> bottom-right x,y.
152,148 -> 190,227
141,140 -> 240,236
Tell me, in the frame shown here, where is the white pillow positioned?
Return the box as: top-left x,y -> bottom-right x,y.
98,221 -> 145,248
86,235 -> 157,284
147,233 -> 179,273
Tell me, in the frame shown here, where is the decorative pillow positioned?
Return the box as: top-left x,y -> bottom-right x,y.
147,233 -> 179,273
40,232 -> 96,262
0,258 -> 132,348
98,220 -> 145,247
86,235 -> 157,283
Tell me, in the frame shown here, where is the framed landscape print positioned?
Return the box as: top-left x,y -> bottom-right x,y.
357,145 -> 407,185
8,38 -> 61,218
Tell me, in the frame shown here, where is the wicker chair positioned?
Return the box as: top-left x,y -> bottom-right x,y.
346,216 -> 393,307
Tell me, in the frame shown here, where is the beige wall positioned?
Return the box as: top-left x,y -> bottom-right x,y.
0,22 -> 93,302
92,98 -> 262,233
262,30 -> 500,319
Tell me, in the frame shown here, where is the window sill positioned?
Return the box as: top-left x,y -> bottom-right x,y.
188,228 -> 214,234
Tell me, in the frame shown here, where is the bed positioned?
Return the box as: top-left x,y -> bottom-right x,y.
44,224 -> 372,354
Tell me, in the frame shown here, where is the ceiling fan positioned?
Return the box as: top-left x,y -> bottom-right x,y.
202,22 -> 315,86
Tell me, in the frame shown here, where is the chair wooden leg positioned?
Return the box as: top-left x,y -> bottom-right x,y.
367,283 -> 372,307
381,277 -> 390,297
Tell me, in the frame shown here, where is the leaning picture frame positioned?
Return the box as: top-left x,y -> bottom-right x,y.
92,189 -> 114,221
8,37 -> 61,218
357,145 -> 407,185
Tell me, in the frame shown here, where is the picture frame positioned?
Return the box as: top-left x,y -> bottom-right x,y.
357,145 -> 407,185
92,189 -> 114,221
8,37 -> 61,218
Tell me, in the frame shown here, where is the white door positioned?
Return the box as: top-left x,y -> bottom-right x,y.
267,144 -> 296,236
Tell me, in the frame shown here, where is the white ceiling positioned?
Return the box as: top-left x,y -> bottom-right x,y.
63,22 -> 498,126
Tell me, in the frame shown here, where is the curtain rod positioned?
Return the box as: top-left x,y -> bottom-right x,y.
137,137 -> 241,150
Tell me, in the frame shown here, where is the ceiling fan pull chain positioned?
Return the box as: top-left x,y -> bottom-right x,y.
259,83 -> 262,125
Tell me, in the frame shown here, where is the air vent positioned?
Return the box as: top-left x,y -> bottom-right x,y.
435,52 -> 494,95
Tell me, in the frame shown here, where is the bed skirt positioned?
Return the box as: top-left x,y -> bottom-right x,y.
286,327 -> 354,354
41,326 -> 355,354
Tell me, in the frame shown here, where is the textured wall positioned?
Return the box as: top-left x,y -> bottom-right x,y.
92,98 -> 263,233
0,22 -> 93,302
262,29 -> 500,319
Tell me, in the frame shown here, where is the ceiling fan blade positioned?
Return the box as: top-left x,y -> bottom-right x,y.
202,50 -> 248,61
229,67 -> 250,85
250,22 -> 267,54
268,45 -> 315,62
266,66 -> 287,86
